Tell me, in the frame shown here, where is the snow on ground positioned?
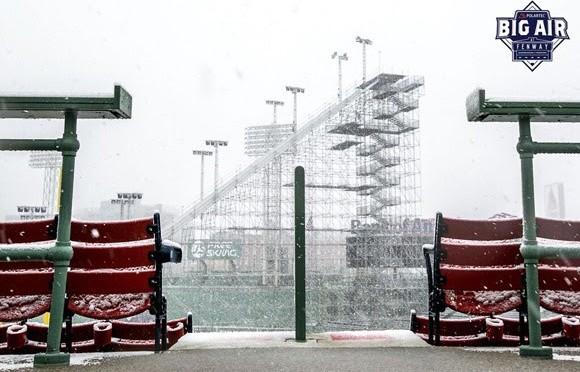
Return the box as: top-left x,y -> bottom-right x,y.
0,352 -> 151,371
0,331 -> 425,370
170,330 -> 428,350
3,334 -> 580,370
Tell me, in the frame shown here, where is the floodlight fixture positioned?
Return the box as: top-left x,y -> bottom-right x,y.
16,205 -> 47,219
356,36 -> 372,45
29,152 -> 62,168
356,36 -> 373,84
111,192 -> 142,219
285,86 -> 304,94
205,140 -> 228,147
266,100 -> 284,125
266,100 -> 284,106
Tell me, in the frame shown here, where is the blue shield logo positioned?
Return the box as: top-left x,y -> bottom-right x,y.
496,1 -> 569,71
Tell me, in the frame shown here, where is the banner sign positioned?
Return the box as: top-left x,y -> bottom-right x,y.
188,239 -> 242,260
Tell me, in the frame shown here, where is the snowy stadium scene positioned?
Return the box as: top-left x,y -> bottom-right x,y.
2,1 -> 580,370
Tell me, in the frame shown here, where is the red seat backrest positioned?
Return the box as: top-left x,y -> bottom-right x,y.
0,218 -> 57,321
67,218 -> 156,319
0,219 -> 56,244
437,216 -> 525,316
536,217 -> 580,315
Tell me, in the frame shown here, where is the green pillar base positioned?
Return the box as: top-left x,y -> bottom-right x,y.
33,352 -> 70,368
519,345 -> 553,359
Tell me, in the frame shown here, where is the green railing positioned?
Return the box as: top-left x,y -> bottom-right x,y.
0,86 -> 131,367
467,88 -> 580,359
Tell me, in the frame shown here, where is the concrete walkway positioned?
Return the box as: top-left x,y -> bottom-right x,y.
3,331 -> 580,371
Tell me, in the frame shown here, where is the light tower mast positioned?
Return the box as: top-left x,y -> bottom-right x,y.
29,152 -> 62,216
356,36 -> 372,84
331,52 -> 348,102
206,140 -> 228,194
192,150 -> 213,199
285,86 -> 304,132
265,100 -> 284,125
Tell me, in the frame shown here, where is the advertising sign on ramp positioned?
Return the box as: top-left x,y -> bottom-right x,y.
188,239 -> 242,260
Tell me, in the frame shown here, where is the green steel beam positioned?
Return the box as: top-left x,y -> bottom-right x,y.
467,88 -> 580,123
467,89 -> 580,359
521,244 -> 580,260
0,86 -> 131,367
0,85 -> 131,119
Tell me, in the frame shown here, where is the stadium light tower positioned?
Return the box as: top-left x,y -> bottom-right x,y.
192,150 -> 213,199
29,152 -> 62,216
331,52 -> 348,102
266,100 -> 284,125
17,205 -> 47,220
356,36 -> 372,84
285,86 -> 304,132
111,192 -> 142,220
206,140 -> 228,193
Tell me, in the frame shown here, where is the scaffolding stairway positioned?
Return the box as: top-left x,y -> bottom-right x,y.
352,74 -> 424,222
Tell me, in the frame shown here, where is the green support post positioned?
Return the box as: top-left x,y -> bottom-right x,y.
0,86 -> 131,367
516,115 -> 551,359
294,166 -> 306,342
466,89 -> 580,359
34,110 -> 78,366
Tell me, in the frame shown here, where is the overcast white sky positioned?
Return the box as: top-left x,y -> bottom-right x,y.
1,0 -> 580,220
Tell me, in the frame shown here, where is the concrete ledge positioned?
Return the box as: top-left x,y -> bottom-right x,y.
171,330 -> 429,350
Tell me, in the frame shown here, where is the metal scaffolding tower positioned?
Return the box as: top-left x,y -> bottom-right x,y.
166,72 -> 427,332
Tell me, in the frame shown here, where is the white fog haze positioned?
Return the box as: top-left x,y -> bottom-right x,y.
1,0 -> 580,220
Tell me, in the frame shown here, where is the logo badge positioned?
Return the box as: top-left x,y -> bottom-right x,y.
496,1 -> 569,71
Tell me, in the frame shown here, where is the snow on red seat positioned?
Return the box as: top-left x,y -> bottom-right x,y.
415,213 -> 580,347
536,217 -> 580,345
419,213 -> 527,346
67,241 -> 156,319
410,310 -> 487,346
106,318 -> 188,351
64,213 -> 187,352
0,219 -> 56,318
477,316 -> 563,347
0,218 -> 56,353
0,214 -> 187,354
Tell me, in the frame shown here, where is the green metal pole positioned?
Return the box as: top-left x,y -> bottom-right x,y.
517,115 -> 552,360
0,139 -> 62,151
34,110 -> 77,367
294,166 -> 306,342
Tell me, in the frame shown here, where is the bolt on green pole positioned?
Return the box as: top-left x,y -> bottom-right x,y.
294,166 -> 306,342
